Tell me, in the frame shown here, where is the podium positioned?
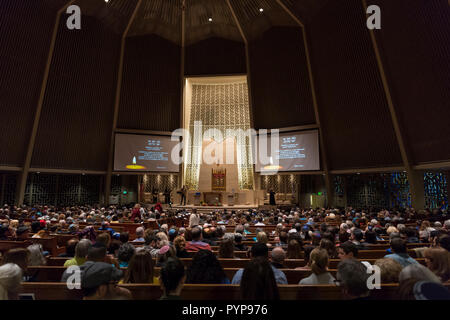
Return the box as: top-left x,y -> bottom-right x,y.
193,193 -> 201,206
227,193 -> 235,206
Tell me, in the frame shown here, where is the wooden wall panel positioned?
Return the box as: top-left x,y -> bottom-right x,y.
31,15 -> 121,171
249,27 -> 315,129
0,1 -> 57,166
307,0 -> 403,170
368,0 -> 450,164
185,38 -> 246,76
117,34 -> 181,132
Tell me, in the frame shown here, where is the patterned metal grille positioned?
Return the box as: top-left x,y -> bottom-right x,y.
142,174 -> 178,193
424,172 -> 448,210
260,174 -> 299,194
184,80 -> 254,190
343,173 -> 411,209
24,173 -> 101,206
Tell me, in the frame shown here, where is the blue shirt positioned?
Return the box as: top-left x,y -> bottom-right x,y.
231,265 -> 288,285
384,253 -> 419,268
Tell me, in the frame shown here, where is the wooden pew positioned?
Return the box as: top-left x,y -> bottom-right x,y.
46,257 -> 70,266
22,282 -> 442,300
42,256 -> 427,271
0,240 -> 32,253
51,234 -> 78,248
27,237 -> 65,256
28,266 -> 321,285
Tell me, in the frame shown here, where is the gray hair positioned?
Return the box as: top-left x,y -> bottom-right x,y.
399,264 -> 441,284
135,227 -> 145,237
337,259 -> 370,297
234,224 -> 244,234
444,219 -> 450,229
27,244 -> 46,266
223,233 -> 235,241
75,239 -> 92,258
0,263 -> 22,300
271,247 -> 286,264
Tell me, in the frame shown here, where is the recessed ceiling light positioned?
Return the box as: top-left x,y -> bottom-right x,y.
208,18 -> 213,22
105,0 -> 109,3
259,8 -> 264,12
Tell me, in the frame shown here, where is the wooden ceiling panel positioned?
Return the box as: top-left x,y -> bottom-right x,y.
185,0 -> 242,45
128,0 -> 182,44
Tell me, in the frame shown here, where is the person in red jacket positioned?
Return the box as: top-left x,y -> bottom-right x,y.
154,202 -> 163,213
130,204 -> 142,221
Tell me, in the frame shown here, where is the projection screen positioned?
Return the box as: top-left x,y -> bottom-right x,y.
114,133 -> 180,172
255,130 -> 320,173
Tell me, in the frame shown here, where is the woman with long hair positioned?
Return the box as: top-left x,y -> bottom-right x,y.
240,257 -> 279,300
286,239 -> 302,259
122,250 -> 158,284
424,248 -> 450,282
186,250 -> 229,284
319,239 -> 337,259
173,236 -> 190,258
27,244 -> 46,266
218,238 -> 235,259
299,248 -> 335,284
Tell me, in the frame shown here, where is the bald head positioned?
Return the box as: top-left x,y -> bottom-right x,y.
271,247 -> 286,264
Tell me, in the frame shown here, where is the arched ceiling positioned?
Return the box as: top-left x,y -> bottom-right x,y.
72,0 -> 330,44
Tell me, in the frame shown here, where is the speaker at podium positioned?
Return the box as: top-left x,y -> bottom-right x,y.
228,189 -> 236,206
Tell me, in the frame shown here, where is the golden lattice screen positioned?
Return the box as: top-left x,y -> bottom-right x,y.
184,78 -> 254,190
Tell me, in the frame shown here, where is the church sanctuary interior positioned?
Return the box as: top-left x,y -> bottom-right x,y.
0,0 -> 449,302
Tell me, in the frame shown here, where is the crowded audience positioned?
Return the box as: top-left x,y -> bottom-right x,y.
0,203 -> 449,300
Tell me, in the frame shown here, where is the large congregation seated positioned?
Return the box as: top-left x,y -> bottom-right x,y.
0,204 -> 450,300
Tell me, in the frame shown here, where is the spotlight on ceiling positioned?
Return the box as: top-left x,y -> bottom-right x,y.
208,17 -> 213,22
259,8 -> 264,12
105,0 -> 109,3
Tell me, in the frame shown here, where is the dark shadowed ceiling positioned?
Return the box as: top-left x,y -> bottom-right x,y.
76,0 -> 330,44
1,0 -> 449,172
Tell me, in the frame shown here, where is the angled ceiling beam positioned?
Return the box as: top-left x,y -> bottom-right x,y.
275,0 -> 334,206
105,0 -> 143,204
180,0 -> 186,188
361,0 -> 424,209
226,0 -> 253,126
226,0 -> 256,190
16,0 -> 77,206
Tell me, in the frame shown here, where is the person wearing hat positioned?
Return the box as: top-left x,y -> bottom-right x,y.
168,228 -> 178,244
79,261 -> 130,300
13,226 -> 29,241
